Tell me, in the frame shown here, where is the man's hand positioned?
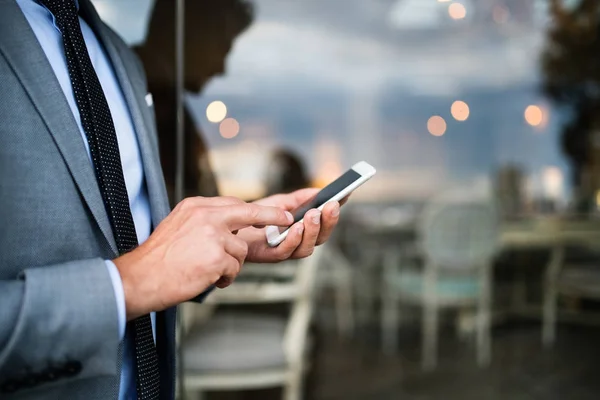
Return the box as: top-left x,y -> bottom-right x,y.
238,188 -> 346,263
113,196 -> 293,320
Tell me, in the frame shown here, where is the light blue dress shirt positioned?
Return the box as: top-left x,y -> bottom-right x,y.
17,1 -> 154,399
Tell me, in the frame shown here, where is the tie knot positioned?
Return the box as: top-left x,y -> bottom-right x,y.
38,0 -> 78,26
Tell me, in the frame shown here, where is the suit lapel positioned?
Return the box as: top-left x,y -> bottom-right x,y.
79,0 -> 171,228
0,0 -> 118,255
0,0 -> 170,247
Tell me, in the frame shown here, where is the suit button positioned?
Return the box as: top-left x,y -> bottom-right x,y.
0,379 -> 20,393
63,361 -> 82,377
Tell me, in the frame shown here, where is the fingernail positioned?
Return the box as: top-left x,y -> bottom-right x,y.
331,204 -> 340,218
311,211 -> 321,225
285,211 -> 294,224
296,223 -> 305,234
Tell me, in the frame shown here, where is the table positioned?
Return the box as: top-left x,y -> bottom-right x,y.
345,212 -> 600,331
500,219 -> 600,339
501,218 -> 600,248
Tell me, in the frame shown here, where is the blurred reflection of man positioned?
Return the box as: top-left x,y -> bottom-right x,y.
265,149 -> 311,196
0,0 -> 342,399
135,0 -> 253,204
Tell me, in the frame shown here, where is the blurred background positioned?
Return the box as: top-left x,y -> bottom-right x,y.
94,0 -> 600,398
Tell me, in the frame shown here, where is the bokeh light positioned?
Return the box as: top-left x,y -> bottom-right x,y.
451,100 -> 470,121
219,118 -> 240,139
427,116 -> 447,137
449,3 -> 467,20
524,105 -> 543,127
206,101 -> 227,123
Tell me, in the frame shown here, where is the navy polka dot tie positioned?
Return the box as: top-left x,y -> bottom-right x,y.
39,0 -> 161,398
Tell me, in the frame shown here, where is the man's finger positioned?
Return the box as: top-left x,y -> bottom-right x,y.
220,204 -> 294,231
270,222 -> 304,260
291,209 -> 321,258
254,188 -> 319,209
316,201 -> 340,245
223,234 -> 248,266
285,188 -> 320,209
215,254 -> 241,289
179,196 -> 245,209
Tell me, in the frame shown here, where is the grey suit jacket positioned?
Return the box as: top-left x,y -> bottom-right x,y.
0,0 -> 177,398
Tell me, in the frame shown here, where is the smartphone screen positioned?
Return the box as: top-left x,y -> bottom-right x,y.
277,168 -> 362,233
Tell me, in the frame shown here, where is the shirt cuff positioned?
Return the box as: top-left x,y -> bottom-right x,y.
105,260 -> 126,341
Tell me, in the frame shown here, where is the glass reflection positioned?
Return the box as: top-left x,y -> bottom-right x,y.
134,0 -> 253,204
93,0 -> 600,398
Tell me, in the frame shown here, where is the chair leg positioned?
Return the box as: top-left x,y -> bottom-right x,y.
542,246 -> 563,347
356,246 -> 381,327
456,308 -> 475,341
331,249 -> 355,338
381,282 -> 400,355
422,263 -> 438,371
476,264 -> 492,367
542,276 -> 558,347
284,370 -> 303,400
381,249 -> 400,354
422,301 -> 438,371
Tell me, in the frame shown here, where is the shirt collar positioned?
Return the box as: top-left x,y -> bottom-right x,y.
33,0 -> 79,11
35,0 -> 80,11
33,0 -> 81,33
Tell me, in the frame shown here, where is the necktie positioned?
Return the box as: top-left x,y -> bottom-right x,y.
38,1 -> 160,398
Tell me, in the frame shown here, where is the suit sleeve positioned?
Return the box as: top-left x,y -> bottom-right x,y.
0,258 -> 120,393
105,260 -> 127,340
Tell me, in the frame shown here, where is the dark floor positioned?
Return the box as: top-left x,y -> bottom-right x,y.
206,320 -> 600,400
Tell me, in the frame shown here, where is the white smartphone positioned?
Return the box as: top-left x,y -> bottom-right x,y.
265,161 -> 377,247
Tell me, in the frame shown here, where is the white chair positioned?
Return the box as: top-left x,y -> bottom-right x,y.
339,205 -> 390,329
178,246 -> 324,400
542,242 -> 600,347
381,194 -> 498,370
315,242 -> 355,338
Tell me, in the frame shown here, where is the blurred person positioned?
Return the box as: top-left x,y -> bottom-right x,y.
265,149 -> 311,196
0,0 -> 343,399
134,0 -> 253,205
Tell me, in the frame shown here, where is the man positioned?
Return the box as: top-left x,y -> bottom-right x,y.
0,0 -> 341,399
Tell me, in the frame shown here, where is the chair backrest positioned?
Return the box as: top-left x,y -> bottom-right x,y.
419,192 -> 498,270
205,246 -> 324,305
179,246 -> 324,333
178,246 -> 325,376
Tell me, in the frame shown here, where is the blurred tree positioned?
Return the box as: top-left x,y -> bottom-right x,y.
542,0 -> 600,210
134,0 -> 254,206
